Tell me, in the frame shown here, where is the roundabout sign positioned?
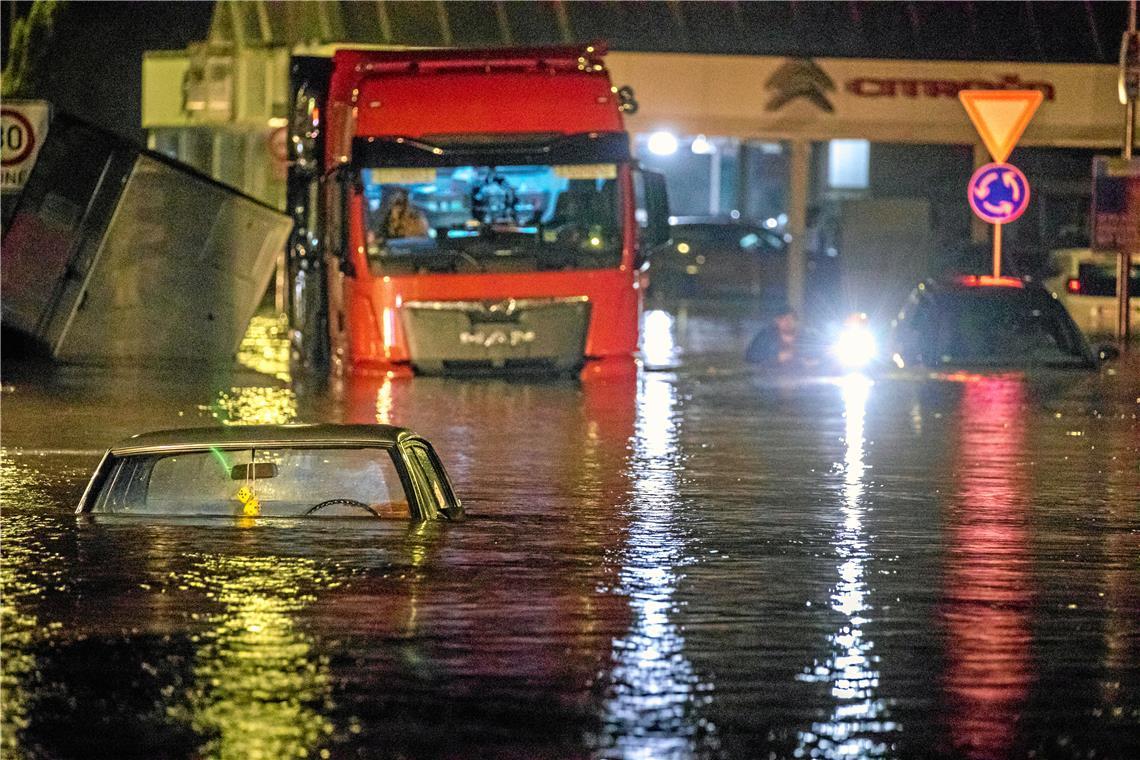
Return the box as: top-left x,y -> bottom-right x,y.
968,162 -> 1030,224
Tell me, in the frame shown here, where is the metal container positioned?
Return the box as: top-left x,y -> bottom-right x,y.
1,114 -> 291,363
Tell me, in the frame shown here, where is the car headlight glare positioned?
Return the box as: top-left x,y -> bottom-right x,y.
833,325 -> 877,368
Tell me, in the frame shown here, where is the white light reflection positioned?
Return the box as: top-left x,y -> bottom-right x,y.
602,373 -> 712,757
641,309 -> 679,369
796,375 -> 899,758
375,376 -> 394,424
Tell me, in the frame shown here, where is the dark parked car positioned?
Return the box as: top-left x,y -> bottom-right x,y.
888,276 -> 1105,371
650,216 -> 786,299
77,424 -> 463,520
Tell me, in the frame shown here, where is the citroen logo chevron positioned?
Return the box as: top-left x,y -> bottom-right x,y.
765,58 -> 836,113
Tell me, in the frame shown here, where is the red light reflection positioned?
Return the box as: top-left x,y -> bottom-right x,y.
941,376 -> 1033,759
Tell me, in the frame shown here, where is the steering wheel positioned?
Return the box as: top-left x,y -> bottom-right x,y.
304,498 -> 380,517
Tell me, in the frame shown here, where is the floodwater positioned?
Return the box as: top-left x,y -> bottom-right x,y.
2,306 -> 1138,759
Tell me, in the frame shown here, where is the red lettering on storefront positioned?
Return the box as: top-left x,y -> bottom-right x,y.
845,74 -> 1055,101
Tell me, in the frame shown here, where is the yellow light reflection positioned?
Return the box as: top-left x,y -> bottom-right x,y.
375,377 -> 394,424
797,375 -> 898,758
211,387 -> 298,426
236,313 -> 292,382
0,451 -> 67,757
173,554 -> 334,760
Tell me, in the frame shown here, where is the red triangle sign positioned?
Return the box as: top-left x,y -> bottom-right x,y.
959,90 -> 1044,163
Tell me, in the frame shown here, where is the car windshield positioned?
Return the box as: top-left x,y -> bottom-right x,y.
1074,261 -> 1140,297
927,289 -> 1091,367
360,164 -> 621,274
92,446 -> 409,518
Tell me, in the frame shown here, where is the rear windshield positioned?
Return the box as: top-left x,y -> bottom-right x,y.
924,290 -> 1091,367
1075,262 -> 1140,297
93,447 -> 408,517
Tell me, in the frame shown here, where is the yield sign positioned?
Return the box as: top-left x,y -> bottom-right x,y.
958,90 -> 1044,163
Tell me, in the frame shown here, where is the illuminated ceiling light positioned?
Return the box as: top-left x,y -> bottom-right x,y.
647,131 -> 679,156
690,134 -> 716,155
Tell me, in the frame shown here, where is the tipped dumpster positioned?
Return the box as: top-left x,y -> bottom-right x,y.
1,113 -> 291,364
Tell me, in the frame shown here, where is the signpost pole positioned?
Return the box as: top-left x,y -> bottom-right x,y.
1118,0 -> 1137,347
1125,0 -> 1137,163
993,222 -> 1002,278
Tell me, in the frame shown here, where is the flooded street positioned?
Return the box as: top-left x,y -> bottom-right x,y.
2,306 -> 1138,759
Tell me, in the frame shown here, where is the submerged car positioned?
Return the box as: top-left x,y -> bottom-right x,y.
888,275 -> 1107,371
650,216 -> 786,299
77,424 -> 463,520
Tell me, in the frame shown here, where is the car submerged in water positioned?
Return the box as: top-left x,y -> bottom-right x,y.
887,275 -> 1116,372
650,216 -> 786,300
76,424 -> 464,521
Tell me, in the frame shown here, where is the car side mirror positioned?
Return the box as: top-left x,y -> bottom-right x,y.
1097,343 -> 1121,362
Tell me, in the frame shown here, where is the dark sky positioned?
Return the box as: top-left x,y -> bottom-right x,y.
4,1 -> 1133,142
5,1 -> 213,141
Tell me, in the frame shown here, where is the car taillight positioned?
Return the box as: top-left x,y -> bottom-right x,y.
1066,278 -> 1081,294
955,275 -> 1024,288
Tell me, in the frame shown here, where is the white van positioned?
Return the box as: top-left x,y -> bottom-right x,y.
1045,249 -> 1140,337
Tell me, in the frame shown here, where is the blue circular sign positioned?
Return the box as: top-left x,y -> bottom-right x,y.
968,163 -> 1030,224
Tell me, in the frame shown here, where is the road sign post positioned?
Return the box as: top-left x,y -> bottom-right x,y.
959,90 -> 1043,278
1115,0 -> 1138,346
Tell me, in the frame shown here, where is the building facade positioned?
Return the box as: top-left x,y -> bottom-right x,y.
140,1 -> 1132,310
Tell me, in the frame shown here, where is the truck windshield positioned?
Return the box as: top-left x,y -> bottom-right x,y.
360,164 -> 621,274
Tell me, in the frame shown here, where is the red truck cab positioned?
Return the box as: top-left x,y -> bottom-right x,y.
288,45 -> 668,376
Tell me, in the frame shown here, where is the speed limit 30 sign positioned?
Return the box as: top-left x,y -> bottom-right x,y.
1,100 -> 51,192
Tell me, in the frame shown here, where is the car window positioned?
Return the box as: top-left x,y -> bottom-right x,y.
93,446 -> 409,517
926,290 -> 1089,366
673,225 -> 779,253
1075,262 -> 1140,297
675,226 -> 738,248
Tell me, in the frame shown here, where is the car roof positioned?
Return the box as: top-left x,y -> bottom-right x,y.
108,424 -> 419,456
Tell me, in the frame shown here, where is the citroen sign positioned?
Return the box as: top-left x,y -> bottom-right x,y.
765,58 -> 836,113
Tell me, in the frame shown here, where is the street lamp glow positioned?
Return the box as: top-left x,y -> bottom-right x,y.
647,131 -> 679,156
690,134 -> 716,155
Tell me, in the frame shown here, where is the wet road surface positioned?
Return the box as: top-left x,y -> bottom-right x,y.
2,306 -> 1139,759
